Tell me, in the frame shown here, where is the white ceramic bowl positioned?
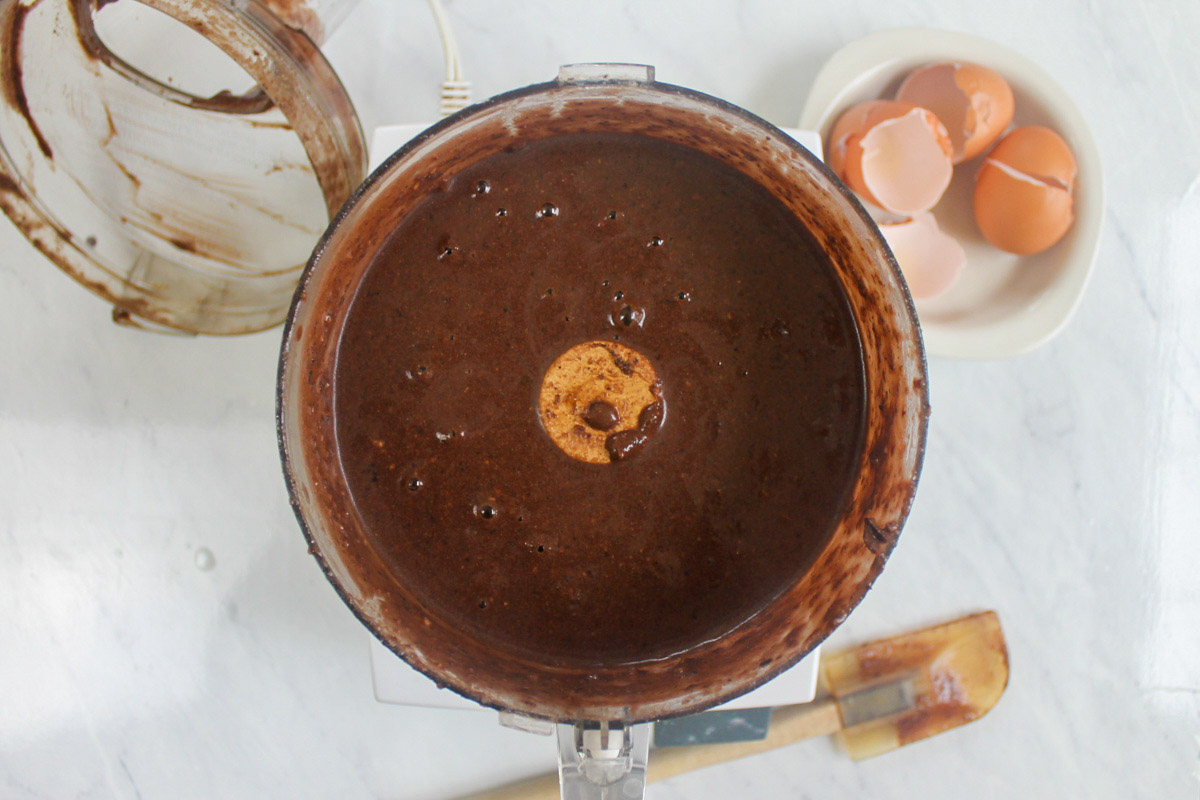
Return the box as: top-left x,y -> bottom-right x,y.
800,28 -> 1103,360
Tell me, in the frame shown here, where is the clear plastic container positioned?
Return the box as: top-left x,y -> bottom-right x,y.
279,63 -> 929,800
0,0 -> 366,334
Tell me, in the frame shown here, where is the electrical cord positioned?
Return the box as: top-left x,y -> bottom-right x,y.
426,0 -> 471,116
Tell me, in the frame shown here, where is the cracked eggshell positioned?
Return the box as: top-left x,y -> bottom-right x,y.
974,125 -> 1077,255
800,29 -> 1104,359
878,212 -> 966,299
896,62 -> 1015,163
826,100 -> 954,216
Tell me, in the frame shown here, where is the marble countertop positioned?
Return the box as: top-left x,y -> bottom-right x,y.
2,0 -> 1197,797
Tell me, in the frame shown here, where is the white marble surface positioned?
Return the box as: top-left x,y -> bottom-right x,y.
2,1 -> 1198,798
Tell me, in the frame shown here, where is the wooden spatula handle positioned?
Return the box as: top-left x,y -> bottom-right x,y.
647,699 -> 841,783
456,699 -> 842,800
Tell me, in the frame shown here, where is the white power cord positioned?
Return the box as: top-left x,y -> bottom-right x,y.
427,0 -> 471,116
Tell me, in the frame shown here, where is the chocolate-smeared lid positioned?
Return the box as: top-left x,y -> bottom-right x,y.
0,0 -> 366,335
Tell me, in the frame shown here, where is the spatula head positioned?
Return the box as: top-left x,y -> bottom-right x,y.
821,610 -> 1009,760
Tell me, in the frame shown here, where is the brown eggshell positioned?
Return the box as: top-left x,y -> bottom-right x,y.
974,126 -> 1077,255
897,62 -> 1015,163
827,100 -> 954,215
879,212 -> 966,299
826,101 -> 879,177
827,101 -> 918,177
986,125 -> 1077,187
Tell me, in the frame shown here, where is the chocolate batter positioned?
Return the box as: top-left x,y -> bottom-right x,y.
333,133 -> 866,666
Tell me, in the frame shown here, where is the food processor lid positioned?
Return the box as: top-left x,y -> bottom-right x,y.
0,0 -> 367,335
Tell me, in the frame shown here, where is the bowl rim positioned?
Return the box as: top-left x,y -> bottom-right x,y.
277,73 -> 929,722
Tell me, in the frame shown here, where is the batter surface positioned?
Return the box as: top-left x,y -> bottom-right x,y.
333,132 -> 866,665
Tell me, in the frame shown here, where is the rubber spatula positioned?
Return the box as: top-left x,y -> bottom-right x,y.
457,610 -> 1009,799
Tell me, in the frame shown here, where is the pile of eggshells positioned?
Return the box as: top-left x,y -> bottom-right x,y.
826,62 -> 1078,299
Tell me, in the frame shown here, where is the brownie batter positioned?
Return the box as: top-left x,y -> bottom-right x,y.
333,133 -> 866,667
